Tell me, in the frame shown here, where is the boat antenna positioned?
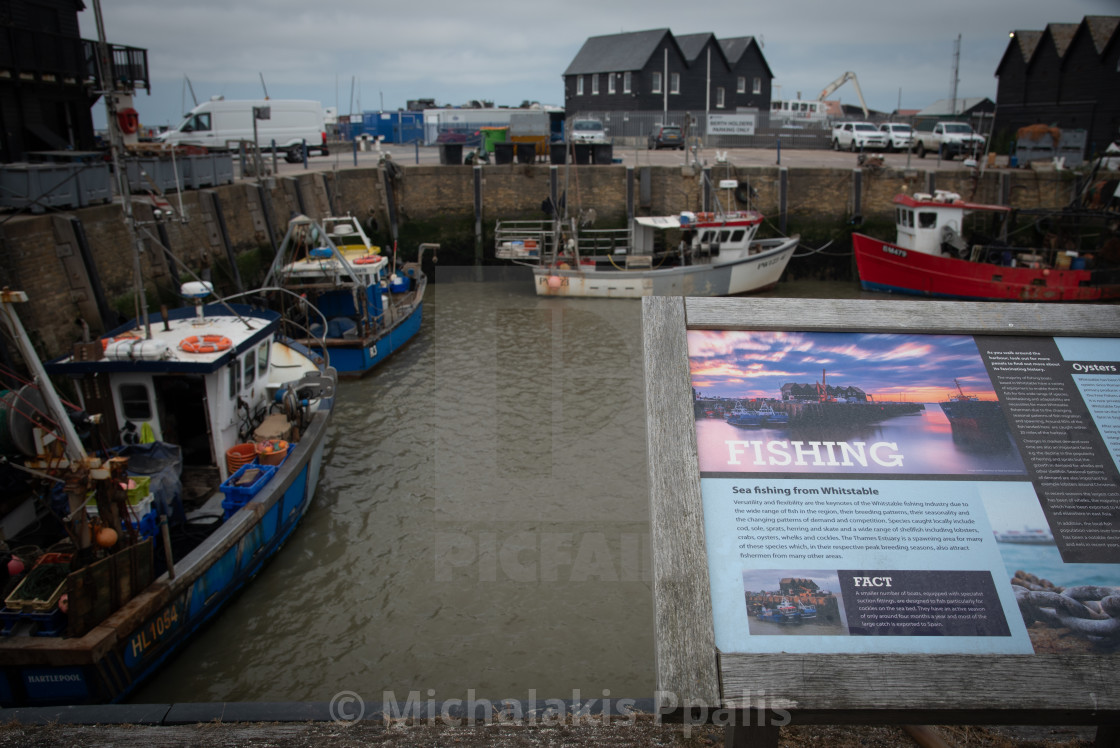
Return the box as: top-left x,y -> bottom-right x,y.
92,0 -> 151,339
259,72 -> 270,99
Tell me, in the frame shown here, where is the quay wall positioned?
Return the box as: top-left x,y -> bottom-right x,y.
0,163 -> 1086,360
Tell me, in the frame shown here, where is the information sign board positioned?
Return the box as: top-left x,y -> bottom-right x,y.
644,297 -> 1120,735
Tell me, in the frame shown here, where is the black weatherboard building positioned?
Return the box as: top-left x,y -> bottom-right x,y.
993,15 -> 1119,155
562,28 -> 773,116
0,0 -> 149,163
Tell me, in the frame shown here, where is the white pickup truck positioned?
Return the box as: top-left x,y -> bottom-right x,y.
912,122 -> 986,160
831,121 -> 887,152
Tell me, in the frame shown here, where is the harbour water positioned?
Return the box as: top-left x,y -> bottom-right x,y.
134,268 -> 657,704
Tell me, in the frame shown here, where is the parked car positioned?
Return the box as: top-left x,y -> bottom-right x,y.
911,122 -> 986,160
570,119 -> 608,143
648,124 -> 684,150
831,122 -> 887,152
878,122 -> 914,152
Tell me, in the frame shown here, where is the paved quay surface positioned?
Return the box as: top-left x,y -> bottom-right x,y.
261,140 -> 993,180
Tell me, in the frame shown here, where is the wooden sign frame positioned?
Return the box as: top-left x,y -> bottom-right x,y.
643,296 -> 1120,743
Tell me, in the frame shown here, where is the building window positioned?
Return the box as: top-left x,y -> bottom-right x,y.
716,87 -> 725,108
608,74 -> 615,94
651,71 -> 662,94
623,72 -> 631,93
670,73 -> 680,94
753,77 -> 762,94
577,76 -> 583,96
591,74 -> 599,95
737,76 -> 746,94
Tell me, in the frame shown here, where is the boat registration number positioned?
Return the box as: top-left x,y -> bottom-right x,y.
125,598 -> 185,669
882,246 -> 907,258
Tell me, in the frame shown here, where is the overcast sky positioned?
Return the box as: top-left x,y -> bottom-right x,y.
81,0 -> 1117,129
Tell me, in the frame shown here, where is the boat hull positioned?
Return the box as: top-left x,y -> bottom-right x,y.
0,393 -> 333,707
852,232 -> 1120,302
532,237 -> 798,298
314,299 -> 423,378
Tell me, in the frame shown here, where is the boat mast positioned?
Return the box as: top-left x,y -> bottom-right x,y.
92,0 -> 151,339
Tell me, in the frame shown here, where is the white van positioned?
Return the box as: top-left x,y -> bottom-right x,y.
159,98 -> 329,162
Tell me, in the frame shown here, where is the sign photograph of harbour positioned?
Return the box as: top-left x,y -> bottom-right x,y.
742,571 -> 849,636
687,330 -> 1026,476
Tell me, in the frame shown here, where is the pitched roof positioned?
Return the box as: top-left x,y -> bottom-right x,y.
1013,30 -> 1043,61
719,37 -> 756,63
563,29 -> 673,75
720,36 -> 774,78
1085,16 -> 1120,54
675,33 -> 716,63
1046,22 -> 1080,57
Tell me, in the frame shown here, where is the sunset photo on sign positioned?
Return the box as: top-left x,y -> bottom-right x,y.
687,331 -> 1025,476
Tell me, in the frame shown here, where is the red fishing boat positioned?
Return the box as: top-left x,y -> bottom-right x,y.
852,191 -> 1120,302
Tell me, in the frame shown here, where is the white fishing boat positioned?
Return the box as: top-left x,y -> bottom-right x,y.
495,180 -> 798,299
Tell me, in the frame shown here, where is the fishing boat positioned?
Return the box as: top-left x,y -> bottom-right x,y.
495,180 -> 798,298
726,402 -> 763,428
852,191 -> 1120,301
757,598 -> 801,623
756,403 -> 789,426
0,284 -> 336,706
938,378 -> 1010,446
263,215 -> 437,378
993,528 -> 1055,545
796,600 -> 817,619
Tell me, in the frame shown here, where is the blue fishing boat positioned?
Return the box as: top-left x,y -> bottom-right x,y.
264,215 -> 437,378
726,402 -> 762,428
796,600 -> 817,619
756,403 -> 789,426
0,285 -> 336,706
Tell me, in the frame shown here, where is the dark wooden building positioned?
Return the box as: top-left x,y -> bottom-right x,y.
993,15 -> 1119,155
562,28 -> 773,115
0,0 -> 149,162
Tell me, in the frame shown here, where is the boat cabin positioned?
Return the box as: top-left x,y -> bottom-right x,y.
47,300 -> 306,481
893,191 -> 1009,256
632,211 -> 764,259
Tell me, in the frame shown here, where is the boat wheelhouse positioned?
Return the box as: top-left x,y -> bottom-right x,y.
852,191 -> 1120,302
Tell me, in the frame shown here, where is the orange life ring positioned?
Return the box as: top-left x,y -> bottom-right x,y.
117,108 -> 140,135
353,256 -> 379,265
179,334 -> 232,354
696,212 -> 714,222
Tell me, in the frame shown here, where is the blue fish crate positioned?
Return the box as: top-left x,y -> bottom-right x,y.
219,463 -> 277,501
